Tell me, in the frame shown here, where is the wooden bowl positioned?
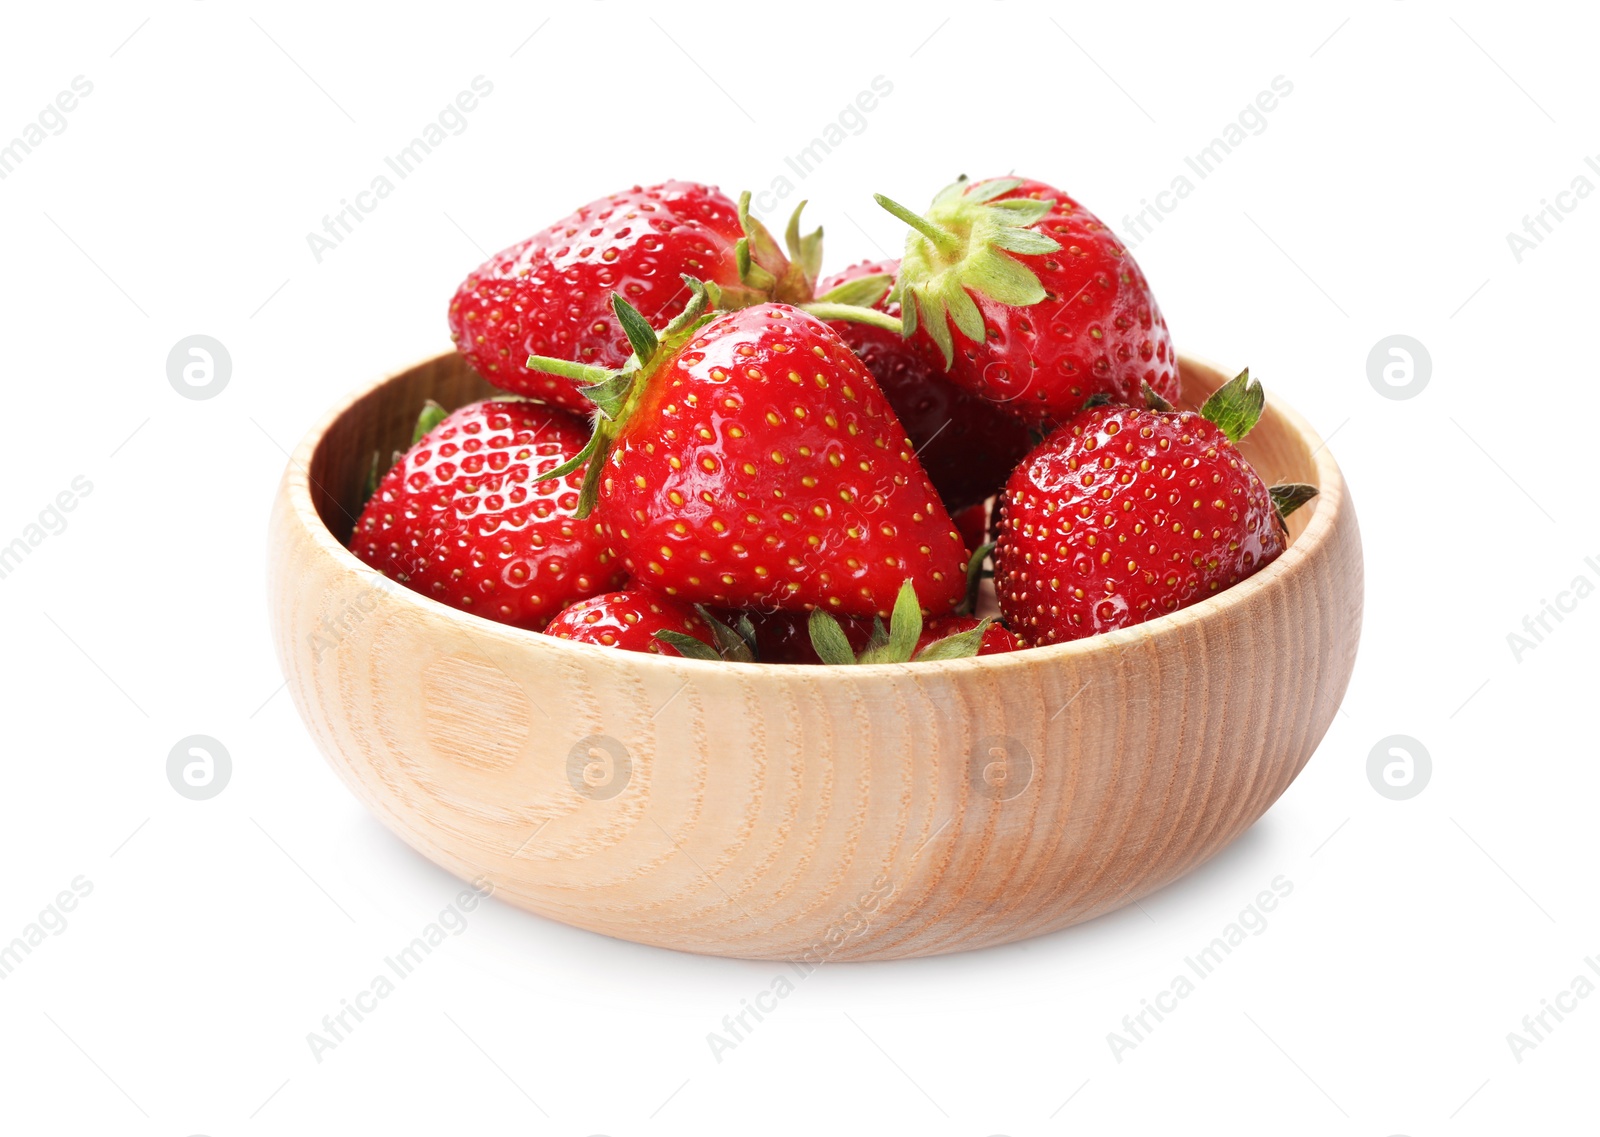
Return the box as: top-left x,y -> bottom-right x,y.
267,351 -> 1361,961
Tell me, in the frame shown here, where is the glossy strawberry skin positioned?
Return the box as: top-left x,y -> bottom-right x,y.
820,259 -> 1031,513
994,404 -> 1283,645
543,591 -> 714,656
350,400 -> 625,630
909,178 -> 1176,426
448,182 -> 744,412
597,304 -> 968,618
916,615 -> 1022,656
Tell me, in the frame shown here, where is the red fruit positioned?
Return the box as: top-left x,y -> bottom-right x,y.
448,182 -> 744,412
350,399 -> 624,630
994,372 -> 1313,645
875,176 -> 1176,426
818,259 -> 1032,512
530,286 -> 968,619
952,501 -> 991,554
543,591 -> 715,656
916,615 -> 1021,656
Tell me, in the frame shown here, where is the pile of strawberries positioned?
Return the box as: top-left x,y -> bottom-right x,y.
350,176 -> 1314,663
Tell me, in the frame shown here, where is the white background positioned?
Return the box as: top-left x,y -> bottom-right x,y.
1,1 -> 1595,1132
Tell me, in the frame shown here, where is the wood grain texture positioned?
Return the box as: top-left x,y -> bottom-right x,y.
267,351 -> 1363,961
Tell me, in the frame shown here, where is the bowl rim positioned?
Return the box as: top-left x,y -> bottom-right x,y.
280,349 -> 1349,679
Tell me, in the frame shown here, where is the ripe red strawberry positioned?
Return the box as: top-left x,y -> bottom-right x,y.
528,283 -> 968,618
952,501 -> 992,554
994,372 -> 1315,644
875,176 -> 1176,425
350,399 -> 624,630
448,181 -> 744,412
817,259 -> 1032,512
543,591 -> 715,656
685,202 -> 1024,515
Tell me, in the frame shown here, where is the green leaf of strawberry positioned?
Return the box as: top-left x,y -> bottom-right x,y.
412,399 -> 448,444
654,609 -> 760,663
611,293 -> 660,364
807,581 -> 1017,663
1269,482 -> 1319,521
807,608 -> 861,665
1199,368 -> 1266,442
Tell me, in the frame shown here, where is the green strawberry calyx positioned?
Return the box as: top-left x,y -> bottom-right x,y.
412,399 -> 448,444
654,607 -> 759,662
527,276 -> 717,519
1199,368 -> 1266,442
1269,482 -> 1319,524
1198,369 -> 1320,526
708,192 -> 902,334
808,580 -> 995,665
873,176 -> 1063,369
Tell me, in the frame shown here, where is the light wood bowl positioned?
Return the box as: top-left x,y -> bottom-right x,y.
267,351 -> 1361,961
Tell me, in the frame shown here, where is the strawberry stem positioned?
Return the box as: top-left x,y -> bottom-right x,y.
524,356 -> 614,387
873,192 -> 961,253
960,541 -> 994,615
799,302 -> 903,333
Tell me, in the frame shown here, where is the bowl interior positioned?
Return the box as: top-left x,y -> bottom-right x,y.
308,353 -> 1323,550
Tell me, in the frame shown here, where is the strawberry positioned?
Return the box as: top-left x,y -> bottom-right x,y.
544,591 -> 709,653
993,372 -> 1315,645
528,281 -> 969,619
953,502 -> 992,554
806,581 -> 1013,663
816,259 -> 1032,513
544,588 -> 732,658
685,203 -> 1025,514
350,398 -> 624,630
448,181 -> 745,413
874,176 -> 1177,426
